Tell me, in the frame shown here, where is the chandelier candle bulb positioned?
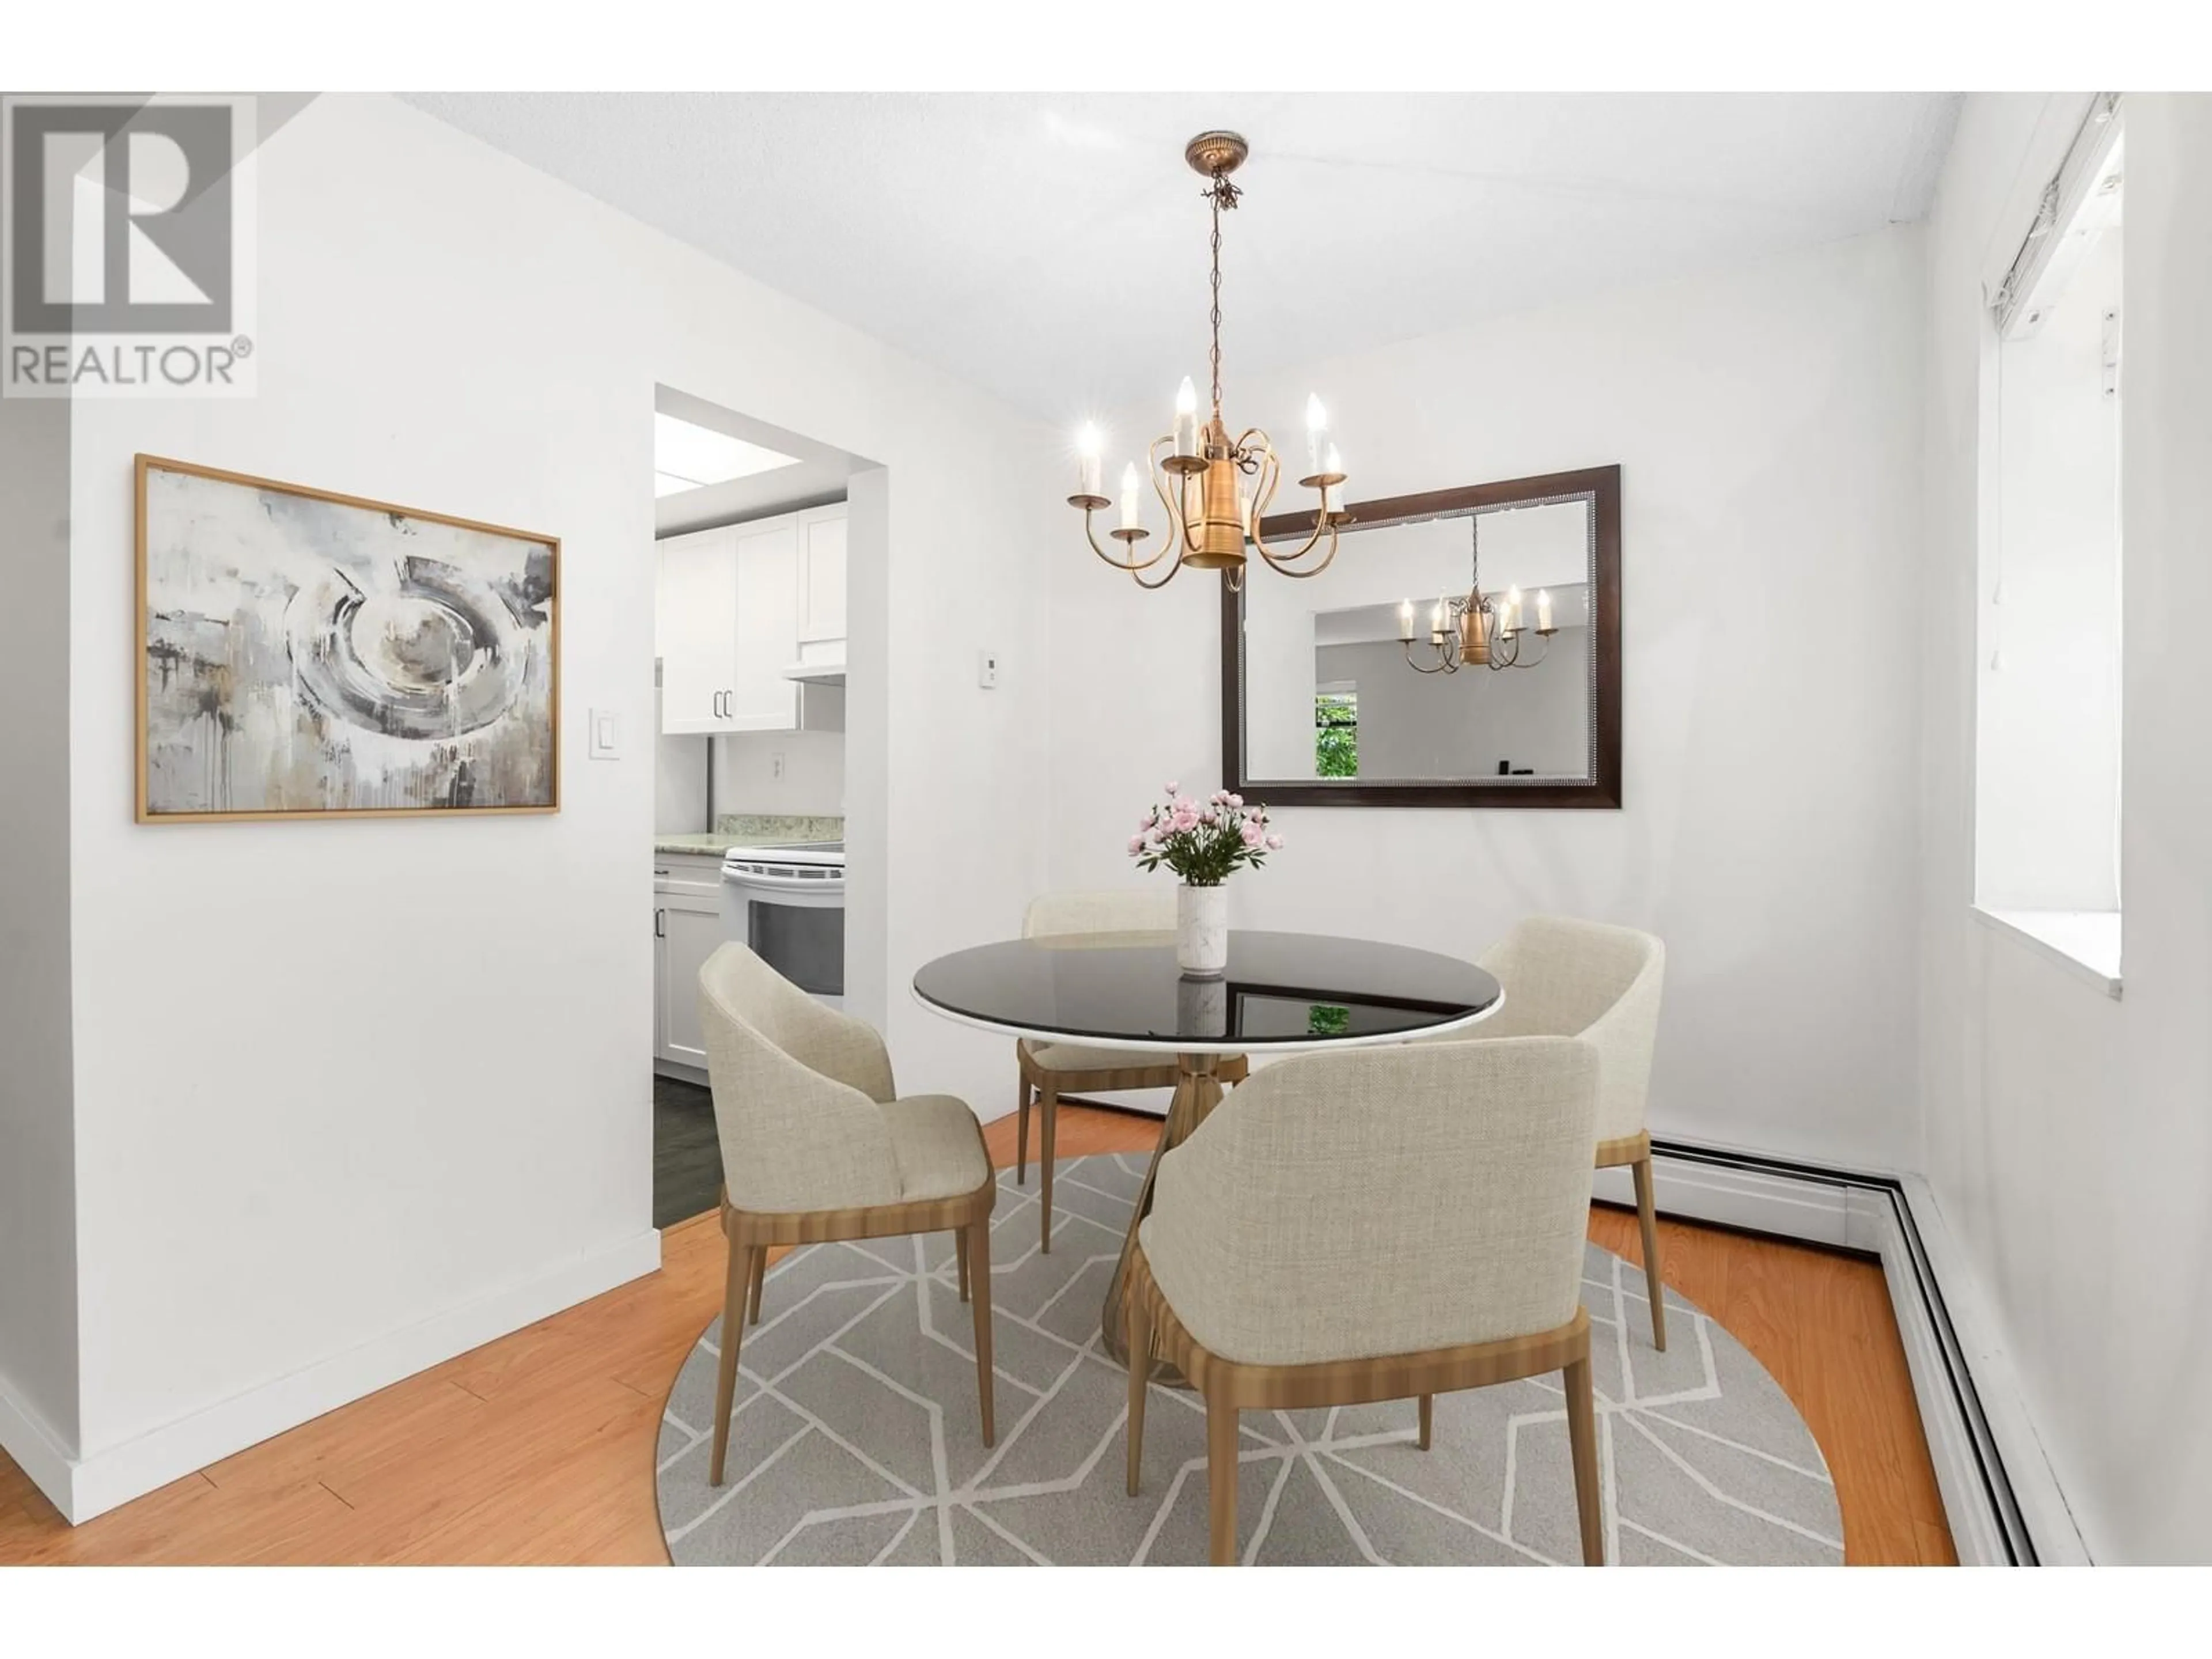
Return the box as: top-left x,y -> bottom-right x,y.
1504,585 -> 1522,633
1119,463 -> 1142,531
1321,444 -> 1345,514
1305,393 -> 1329,475
1536,589 -> 1555,632
1173,377 -> 1199,459
1077,426 -> 1103,499
1398,599 -> 1415,643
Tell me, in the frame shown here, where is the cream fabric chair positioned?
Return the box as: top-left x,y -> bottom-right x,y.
1014,889 -> 1248,1253
698,942 -> 997,1484
1461,915 -> 1669,1349
1123,1037 -> 1605,1565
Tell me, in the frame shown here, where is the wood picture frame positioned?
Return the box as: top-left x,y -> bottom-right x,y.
135,453 -> 561,823
1223,464 -> 1622,810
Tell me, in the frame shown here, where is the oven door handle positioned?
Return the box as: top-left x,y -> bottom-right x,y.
724,864 -> 845,892
729,877 -> 846,900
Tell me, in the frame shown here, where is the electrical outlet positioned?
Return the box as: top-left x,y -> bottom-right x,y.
978,649 -> 999,690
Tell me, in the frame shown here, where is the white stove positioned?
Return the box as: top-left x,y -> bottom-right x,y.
721,841 -> 846,1007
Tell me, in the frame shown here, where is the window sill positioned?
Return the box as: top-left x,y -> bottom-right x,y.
1971,906 -> 2122,999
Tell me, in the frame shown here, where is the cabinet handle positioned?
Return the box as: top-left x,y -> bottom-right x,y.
655,908 -> 666,938
653,867 -> 670,878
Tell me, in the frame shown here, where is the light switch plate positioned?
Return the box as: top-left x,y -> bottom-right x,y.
588,708 -> 622,759
978,649 -> 999,690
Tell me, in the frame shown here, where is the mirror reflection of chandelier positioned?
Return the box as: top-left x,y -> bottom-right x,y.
1067,131 -> 1352,592
1399,514 -> 1558,675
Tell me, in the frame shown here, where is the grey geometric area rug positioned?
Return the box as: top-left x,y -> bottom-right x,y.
657,1154 -> 1844,1566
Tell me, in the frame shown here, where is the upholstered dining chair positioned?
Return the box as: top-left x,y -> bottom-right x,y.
1124,1038 -> 1606,1566
1460,916 -> 1669,1349
1014,890 -> 1248,1253
698,942 -> 997,1484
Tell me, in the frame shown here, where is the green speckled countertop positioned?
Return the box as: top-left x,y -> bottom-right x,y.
653,815 -> 843,859
653,832 -> 747,858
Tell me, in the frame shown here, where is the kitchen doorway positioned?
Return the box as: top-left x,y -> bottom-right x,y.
648,384 -> 879,1228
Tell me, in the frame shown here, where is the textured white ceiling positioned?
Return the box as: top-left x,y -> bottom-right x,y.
403,92 -> 1960,421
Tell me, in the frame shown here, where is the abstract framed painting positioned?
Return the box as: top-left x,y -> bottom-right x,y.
135,454 -> 560,823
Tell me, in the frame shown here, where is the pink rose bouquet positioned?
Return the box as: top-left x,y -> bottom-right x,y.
1127,782 -> 1283,887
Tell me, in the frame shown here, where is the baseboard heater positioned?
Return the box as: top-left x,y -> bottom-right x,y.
1634,1137 -> 2038,1566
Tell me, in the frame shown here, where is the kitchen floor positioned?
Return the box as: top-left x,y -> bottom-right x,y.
653,1075 -> 723,1229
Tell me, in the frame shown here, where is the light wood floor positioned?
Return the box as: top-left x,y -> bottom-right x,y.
0,1103 -> 1954,1566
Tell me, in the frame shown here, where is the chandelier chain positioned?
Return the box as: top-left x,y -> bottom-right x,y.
1204,170 -> 1239,422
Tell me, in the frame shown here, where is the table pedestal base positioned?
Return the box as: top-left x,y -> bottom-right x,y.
1099,1051 -> 1224,1386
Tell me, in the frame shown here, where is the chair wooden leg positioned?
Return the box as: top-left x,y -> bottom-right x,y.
710,1241 -> 756,1486
967,1216 -> 995,1447
1417,1393 -> 1433,1450
1126,1285 -> 1152,1495
1207,1392 -> 1240,1565
747,1246 -> 767,1326
955,1226 -> 971,1302
1038,1083 -> 1059,1254
1632,1154 -> 1667,1353
1016,1071 -> 1031,1185
1564,1350 -> 1604,1565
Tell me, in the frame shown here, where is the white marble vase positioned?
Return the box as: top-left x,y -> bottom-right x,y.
1176,882 -> 1229,976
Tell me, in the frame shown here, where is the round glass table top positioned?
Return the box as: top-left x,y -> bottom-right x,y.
910,929 -> 1503,1054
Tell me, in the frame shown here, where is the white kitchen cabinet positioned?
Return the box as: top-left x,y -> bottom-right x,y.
654,855 -> 724,1076
657,525 -> 740,734
729,518 -> 800,729
656,501 -> 846,734
796,504 -> 848,646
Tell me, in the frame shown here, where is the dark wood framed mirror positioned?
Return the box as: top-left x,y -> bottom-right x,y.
1221,465 -> 1622,809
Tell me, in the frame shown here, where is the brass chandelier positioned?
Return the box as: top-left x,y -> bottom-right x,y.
1069,131 -> 1351,590
1400,514 -> 1558,674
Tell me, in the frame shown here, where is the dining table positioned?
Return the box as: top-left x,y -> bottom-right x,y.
911,927 -> 1505,1381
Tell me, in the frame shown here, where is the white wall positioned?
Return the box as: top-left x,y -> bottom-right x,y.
709,729 -> 846,820
28,92 -> 1052,1519
654,698 -> 711,834
0,391 -> 81,1478
1918,92 -> 2212,1564
1048,227 -> 1927,1171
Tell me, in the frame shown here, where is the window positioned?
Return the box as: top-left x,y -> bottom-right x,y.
1975,94 -> 2123,991
1315,686 -> 1358,778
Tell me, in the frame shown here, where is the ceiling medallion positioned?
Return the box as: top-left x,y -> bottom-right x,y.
1068,131 -> 1351,591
